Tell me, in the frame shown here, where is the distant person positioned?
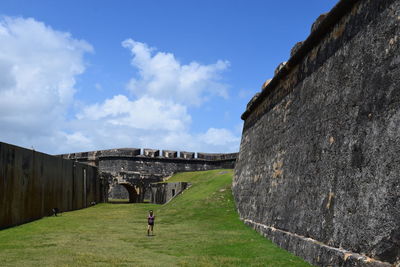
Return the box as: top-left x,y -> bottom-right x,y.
52,207 -> 60,216
147,210 -> 155,236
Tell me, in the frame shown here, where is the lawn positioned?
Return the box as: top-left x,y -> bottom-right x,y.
0,169 -> 312,267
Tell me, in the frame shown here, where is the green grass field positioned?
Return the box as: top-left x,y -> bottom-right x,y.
0,169 -> 312,267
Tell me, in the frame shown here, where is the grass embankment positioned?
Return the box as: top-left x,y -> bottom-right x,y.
0,169 -> 312,267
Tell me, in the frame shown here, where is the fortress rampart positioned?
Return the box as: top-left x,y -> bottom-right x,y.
0,142 -> 106,230
59,148 -> 237,202
233,0 -> 400,266
59,148 -> 237,164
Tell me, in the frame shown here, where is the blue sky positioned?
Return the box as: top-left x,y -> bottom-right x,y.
0,0 -> 337,154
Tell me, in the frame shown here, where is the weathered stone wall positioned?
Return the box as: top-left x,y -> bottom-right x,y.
108,184 -> 129,199
150,182 -> 190,204
59,148 -> 237,172
0,142 -> 105,229
99,156 -> 234,201
59,148 -> 237,202
233,0 -> 400,266
98,157 -> 235,177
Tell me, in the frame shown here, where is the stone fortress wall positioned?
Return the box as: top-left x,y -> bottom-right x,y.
0,142 -> 106,230
233,0 -> 400,266
150,182 -> 191,205
59,148 -> 237,202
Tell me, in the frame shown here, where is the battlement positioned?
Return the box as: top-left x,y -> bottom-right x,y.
162,150 -> 177,158
57,148 -> 238,162
179,151 -> 194,159
143,149 -> 160,158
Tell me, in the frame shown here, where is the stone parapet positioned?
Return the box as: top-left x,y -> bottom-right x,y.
143,149 -> 160,158
179,151 -> 195,159
162,150 -> 178,158
57,148 -> 237,162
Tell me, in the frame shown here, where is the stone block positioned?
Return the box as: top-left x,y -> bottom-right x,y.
162,150 -> 177,158
179,151 -> 195,159
143,149 -> 160,157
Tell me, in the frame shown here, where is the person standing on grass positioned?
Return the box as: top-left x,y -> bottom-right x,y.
147,210 -> 155,236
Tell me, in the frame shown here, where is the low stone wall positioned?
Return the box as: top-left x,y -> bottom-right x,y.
233,0 -> 400,266
150,182 -> 190,204
0,142 -> 105,229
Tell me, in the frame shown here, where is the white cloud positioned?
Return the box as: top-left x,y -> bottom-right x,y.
200,128 -> 241,147
122,39 -> 229,106
63,131 -> 93,150
0,16 -> 92,149
77,94 -> 191,132
70,94 -> 239,153
0,17 -> 240,154
62,121 -> 239,153
64,40 -> 239,153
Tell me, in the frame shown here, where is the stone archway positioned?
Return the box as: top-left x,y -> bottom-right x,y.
119,183 -> 140,203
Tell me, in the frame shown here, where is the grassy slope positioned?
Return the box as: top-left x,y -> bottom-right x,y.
0,169 -> 312,267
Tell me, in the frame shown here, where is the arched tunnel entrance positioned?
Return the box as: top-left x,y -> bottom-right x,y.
119,183 -> 140,203
107,179 -> 145,203
103,171 -> 161,203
